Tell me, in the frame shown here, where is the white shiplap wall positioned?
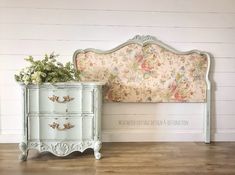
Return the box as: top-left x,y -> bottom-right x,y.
0,0 -> 235,142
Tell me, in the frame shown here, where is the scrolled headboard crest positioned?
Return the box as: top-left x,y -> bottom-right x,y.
129,35 -> 158,43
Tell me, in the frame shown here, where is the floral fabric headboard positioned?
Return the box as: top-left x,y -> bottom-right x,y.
73,35 -> 211,103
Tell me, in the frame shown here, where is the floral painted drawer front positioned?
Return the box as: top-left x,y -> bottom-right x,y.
74,37 -> 208,103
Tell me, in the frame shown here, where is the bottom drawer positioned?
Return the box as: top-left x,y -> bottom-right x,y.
28,116 -> 94,141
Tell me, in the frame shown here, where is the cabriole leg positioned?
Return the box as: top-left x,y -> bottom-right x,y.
94,140 -> 102,160
19,142 -> 28,161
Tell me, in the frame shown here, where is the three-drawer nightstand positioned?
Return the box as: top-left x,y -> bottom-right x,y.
19,82 -> 105,161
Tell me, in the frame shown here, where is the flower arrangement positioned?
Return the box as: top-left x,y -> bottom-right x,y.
15,52 -> 80,85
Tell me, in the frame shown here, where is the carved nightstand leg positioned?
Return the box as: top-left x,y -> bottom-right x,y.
19,142 -> 28,161
94,141 -> 102,160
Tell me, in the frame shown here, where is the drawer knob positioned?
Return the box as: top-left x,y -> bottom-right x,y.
48,95 -> 74,103
49,122 -> 74,131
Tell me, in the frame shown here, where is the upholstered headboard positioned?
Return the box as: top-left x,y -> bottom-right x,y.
73,35 -> 212,143
73,35 -> 211,103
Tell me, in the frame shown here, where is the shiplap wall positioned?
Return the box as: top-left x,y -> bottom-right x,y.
0,0 -> 235,142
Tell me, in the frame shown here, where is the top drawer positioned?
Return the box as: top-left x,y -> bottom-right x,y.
27,87 -> 94,114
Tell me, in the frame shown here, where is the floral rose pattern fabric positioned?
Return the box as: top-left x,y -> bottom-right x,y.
75,43 -> 208,102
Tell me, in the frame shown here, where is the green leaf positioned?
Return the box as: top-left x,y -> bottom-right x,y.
14,53 -> 81,85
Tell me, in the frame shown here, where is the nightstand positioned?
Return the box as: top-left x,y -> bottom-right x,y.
19,82 -> 104,161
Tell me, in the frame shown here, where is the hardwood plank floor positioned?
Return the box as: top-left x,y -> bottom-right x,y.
0,142 -> 235,175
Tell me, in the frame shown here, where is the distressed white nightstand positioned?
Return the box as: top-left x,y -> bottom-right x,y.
19,82 -> 104,161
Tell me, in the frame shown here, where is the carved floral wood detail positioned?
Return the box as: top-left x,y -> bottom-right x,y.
28,141 -> 94,157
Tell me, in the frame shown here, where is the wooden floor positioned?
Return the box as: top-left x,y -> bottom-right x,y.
0,142 -> 235,175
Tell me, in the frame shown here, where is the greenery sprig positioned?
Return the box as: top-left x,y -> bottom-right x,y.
15,53 -> 80,85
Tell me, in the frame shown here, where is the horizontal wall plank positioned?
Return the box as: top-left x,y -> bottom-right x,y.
1,100 -> 204,116
0,133 -> 21,143
103,103 -> 205,115
213,101 -> 235,115
102,114 -> 203,130
2,70 -> 235,87
102,101 -> 235,115
101,129 -> 235,142
213,72 -> 235,87
0,0 -> 235,13
1,131 -> 234,143
0,40 -> 118,56
0,40 -> 235,57
172,43 -> 235,58
0,100 -> 22,116
1,54 -> 235,73
1,24 -> 235,43
2,96 -> 235,116
214,116 -> 235,129
0,70 -> 19,86
1,71 -> 235,101
0,85 -> 21,100
1,8 -> 235,28
1,114 -> 234,132
0,116 -> 21,130
213,58 -> 235,73
1,84 -> 234,103
0,55 -> 70,70
1,83 -> 235,102
102,114 -> 235,130
214,86 -> 235,101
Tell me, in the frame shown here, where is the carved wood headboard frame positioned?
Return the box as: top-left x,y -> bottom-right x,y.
73,35 -> 212,143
